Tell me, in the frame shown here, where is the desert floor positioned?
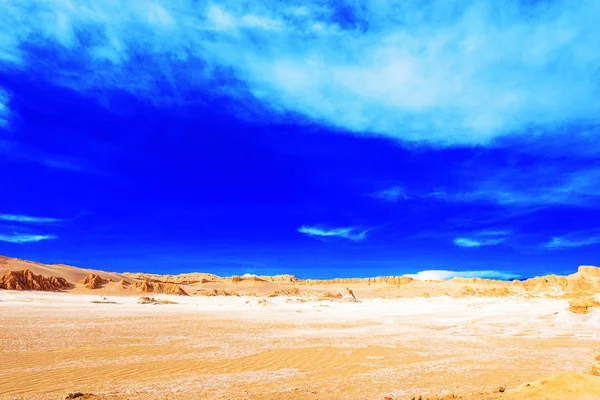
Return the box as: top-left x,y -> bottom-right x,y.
1,292 -> 599,400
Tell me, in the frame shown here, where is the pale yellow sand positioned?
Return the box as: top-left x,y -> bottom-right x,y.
1,291 -> 599,399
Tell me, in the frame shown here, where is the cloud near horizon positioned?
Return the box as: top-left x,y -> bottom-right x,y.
298,225 -> 370,241
0,233 -> 57,244
2,1 -> 600,145
405,269 -> 520,281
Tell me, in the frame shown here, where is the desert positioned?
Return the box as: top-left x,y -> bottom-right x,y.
0,255 -> 599,399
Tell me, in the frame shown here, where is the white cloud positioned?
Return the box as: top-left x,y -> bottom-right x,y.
0,233 -> 57,243
454,231 -> 507,248
545,236 -> 600,249
298,225 -> 370,241
0,214 -> 62,223
2,1 -> 600,144
370,186 -> 407,202
405,269 -> 520,281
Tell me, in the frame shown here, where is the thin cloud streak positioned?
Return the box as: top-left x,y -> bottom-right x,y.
0,233 -> 57,243
545,236 -> 600,249
454,230 -> 507,248
0,214 -> 62,223
298,225 -> 371,241
454,237 -> 504,248
405,269 -> 520,281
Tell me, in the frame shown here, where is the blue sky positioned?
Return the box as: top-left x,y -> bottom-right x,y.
1,0 -> 599,279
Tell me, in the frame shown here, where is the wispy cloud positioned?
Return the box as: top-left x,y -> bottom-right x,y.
41,159 -> 82,171
0,214 -> 62,223
430,164 -> 600,208
2,1 -> 600,145
370,186 -> 408,202
0,233 -> 57,244
298,225 -> 370,241
405,269 -> 520,281
0,88 -> 9,128
545,236 -> 600,249
454,231 -> 507,248
454,237 -> 504,248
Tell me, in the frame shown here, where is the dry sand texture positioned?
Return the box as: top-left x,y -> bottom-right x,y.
1,255 -> 600,399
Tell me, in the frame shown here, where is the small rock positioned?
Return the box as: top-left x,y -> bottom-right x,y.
65,393 -> 85,400
494,386 -> 506,393
591,363 -> 600,377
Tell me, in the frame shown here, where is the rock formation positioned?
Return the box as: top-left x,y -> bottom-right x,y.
231,275 -> 266,283
267,288 -> 301,297
259,274 -> 299,283
118,279 -> 130,289
123,272 -> 219,284
0,270 -> 70,291
78,274 -> 107,289
138,296 -> 178,305
319,292 -> 343,299
196,289 -> 240,296
568,297 -> 600,314
297,276 -> 413,286
133,280 -> 188,296
459,286 -> 477,296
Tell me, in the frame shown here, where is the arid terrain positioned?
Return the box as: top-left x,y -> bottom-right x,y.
1,255 -> 600,400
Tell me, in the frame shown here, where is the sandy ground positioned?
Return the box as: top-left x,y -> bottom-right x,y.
1,291 -> 599,400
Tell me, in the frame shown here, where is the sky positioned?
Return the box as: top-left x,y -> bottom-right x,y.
1,0 -> 599,279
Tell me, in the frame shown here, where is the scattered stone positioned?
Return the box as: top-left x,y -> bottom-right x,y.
65,393 -> 87,399
137,297 -> 177,305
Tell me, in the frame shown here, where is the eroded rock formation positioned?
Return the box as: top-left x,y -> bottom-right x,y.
134,280 -> 188,296
0,270 -> 70,291
78,274 -> 107,289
